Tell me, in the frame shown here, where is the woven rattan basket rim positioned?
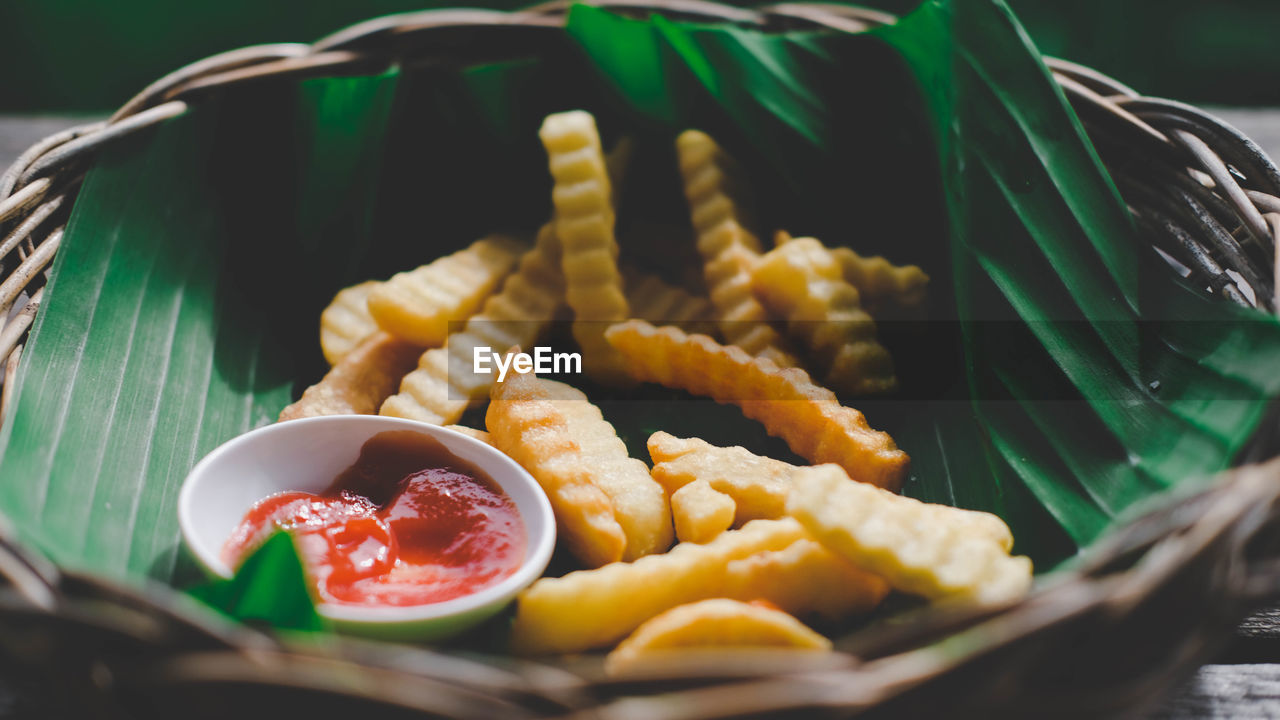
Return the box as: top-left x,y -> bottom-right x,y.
2,2 -> 1280,717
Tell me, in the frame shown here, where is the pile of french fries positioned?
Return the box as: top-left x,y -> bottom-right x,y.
280,110 -> 1031,673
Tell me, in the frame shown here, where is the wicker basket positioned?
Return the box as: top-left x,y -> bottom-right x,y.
3,1 -> 1280,717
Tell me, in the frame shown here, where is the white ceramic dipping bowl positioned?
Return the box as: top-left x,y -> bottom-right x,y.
178,415 -> 555,641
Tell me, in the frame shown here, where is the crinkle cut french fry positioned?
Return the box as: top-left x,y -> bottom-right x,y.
723,538 -> 889,621
623,269 -> 717,336
788,465 -> 1032,605
648,431 -> 1013,550
676,130 -> 797,368
367,234 -> 527,346
605,320 -> 908,490
379,348 -> 467,426
831,246 -> 928,319
541,380 -> 673,559
442,425 -> 491,445
486,370 -> 626,569
319,280 -> 382,365
752,237 -> 896,395
604,599 -> 830,676
774,231 -> 929,319
540,110 -> 632,385
280,332 -> 424,421
677,130 -> 763,255
380,225 -> 564,425
670,479 -> 736,544
511,518 -> 808,654
648,431 -> 791,525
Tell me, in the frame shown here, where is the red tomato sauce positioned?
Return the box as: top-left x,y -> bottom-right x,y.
221,430 -> 526,607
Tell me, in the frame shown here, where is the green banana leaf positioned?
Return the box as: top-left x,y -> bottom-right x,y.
2,0 -> 1280,619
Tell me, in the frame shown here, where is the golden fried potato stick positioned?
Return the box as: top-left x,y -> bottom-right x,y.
753,237 -> 896,395
648,431 -> 791,524
319,280 -> 382,365
788,465 -> 1032,605
832,247 -> 928,320
677,130 -> 762,251
380,225 -> 564,425
540,380 -> 673,559
623,269 -> 717,336
604,599 -> 831,676
774,231 -> 929,320
486,370 -> 626,569
540,110 -> 632,385
649,431 -> 1013,550
605,320 -> 909,490
280,332 -> 424,421
379,346 -> 466,426
281,332 -> 422,420
442,425 -> 491,445
724,538 -> 889,621
670,479 -> 736,544
676,130 -> 798,368
510,518 -> 807,654
367,234 -> 527,346
511,518 -> 888,654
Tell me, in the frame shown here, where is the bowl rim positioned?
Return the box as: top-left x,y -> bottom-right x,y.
177,414 -> 557,625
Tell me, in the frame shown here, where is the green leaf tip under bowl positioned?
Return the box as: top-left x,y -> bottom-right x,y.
186,531 -> 327,635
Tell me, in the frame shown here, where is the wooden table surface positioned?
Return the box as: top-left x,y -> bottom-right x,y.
5,111 -> 1280,718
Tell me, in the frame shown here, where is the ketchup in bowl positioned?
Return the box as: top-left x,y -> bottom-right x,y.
222,430 -> 526,607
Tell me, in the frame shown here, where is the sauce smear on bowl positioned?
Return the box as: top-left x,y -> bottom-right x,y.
222,430 -> 526,607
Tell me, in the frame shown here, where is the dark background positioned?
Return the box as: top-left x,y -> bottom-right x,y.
2,0 -> 1278,112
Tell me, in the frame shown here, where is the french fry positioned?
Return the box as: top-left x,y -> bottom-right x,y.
540,110 -> 632,385
649,431 -> 1013,550
604,599 -> 831,676
724,538 -> 889,621
648,431 -> 791,524
623,269 -> 717,336
676,130 -> 798,368
280,332 -> 423,421
752,237 -> 896,395
511,518 -> 808,654
380,225 -> 564,425
486,370 -> 626,569
670,479 -> 736,544
442,425 -> 491,445
604,321 -> 908,490
774,231 -> 929,320
511,518 -> 888,654
380,346 -> 467,426
541,380 -> 673,560
832,247 -> 928,320
319,280 -> 381,365
367,234 -> 527,346
787,465 -> 1032,605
